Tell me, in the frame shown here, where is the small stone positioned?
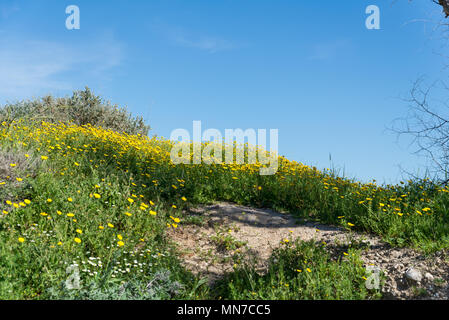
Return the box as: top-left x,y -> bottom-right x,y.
394,263 -> 404,270
390,250 -> 400,258
405,268 -> 422,283
425,272 -> 434,281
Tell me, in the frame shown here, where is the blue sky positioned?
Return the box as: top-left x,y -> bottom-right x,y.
0,0 -> 448,184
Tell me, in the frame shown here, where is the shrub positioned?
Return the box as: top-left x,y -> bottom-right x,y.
45,270 -> 184,300
0,87 -> 150,136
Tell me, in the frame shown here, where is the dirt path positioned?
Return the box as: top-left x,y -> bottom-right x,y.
168,202 -> 449,300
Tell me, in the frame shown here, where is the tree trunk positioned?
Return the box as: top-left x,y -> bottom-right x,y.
436,0 -> 449,18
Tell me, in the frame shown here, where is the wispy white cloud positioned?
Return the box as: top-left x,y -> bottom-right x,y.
0,33 -> 124,102
151,21 -> 235,53
308,39 -> 352,61
172,34 -> 234,53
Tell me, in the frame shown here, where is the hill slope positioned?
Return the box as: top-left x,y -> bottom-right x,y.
0,114 -> 449,299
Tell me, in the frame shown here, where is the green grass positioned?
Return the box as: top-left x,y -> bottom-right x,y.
213,240 -> 382,300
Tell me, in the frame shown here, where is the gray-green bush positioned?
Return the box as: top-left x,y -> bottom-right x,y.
45,270 -> 185,300
0,87 -> 150,136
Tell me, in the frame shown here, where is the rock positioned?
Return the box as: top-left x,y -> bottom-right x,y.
405,268 -> 422,283
390,250 -> 401,258
425,272 -> 434,281
394,263 -> 404,270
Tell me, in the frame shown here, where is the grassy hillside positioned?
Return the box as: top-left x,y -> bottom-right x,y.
1,92 -> 449,299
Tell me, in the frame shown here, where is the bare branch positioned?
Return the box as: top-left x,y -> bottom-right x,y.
391,78 -> 449,183
434,0 -> 449,18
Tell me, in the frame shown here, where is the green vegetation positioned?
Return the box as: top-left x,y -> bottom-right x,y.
0,90 -> 448,299
213,240 -> 382,300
